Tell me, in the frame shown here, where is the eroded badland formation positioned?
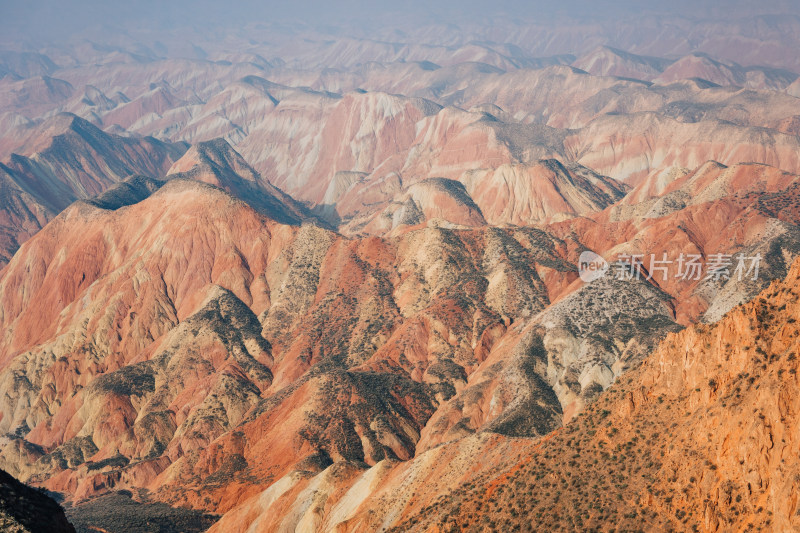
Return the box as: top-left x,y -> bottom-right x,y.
1,3 -> 800,531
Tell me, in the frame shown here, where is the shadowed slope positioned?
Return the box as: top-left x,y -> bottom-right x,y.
0,468 -> 75,532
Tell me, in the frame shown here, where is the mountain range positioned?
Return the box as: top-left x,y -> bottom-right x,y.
0,10 -> 799,532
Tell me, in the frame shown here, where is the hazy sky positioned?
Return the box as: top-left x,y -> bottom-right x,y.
3,0 -> 799,44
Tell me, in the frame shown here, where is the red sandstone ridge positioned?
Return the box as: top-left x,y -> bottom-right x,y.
0,140 -> 660,519
0,162 -> 581,515
165,138 -> 310,226
552,161 -> 800,324
462,159 -> 628,226
376,255 -> 800,532
0,113 -> 186,264
205,255 -> 800,532
3,37 -> 800,248
565,112 -> 800,185
1,14 -> 800,532
0,140 -> 797,527
0,150 -> 795,531
344,177 -> 487,235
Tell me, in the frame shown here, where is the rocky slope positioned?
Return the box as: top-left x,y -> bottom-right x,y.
343,177 -> 487,235
2,11 -> 800,532
190,154 -> 798,531
0,143 -> 665,521
0,468 -> 75,532
386,256 -> 800,532
0,136 -> 797,529
165,138 -> 310,226
462,159 -> 628,226
209,254 -> 800,532
0,154 -> 585,517
0,113 -> 186,263
550,160 -> 800,324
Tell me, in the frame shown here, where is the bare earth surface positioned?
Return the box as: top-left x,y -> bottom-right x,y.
1,8 -> 800,532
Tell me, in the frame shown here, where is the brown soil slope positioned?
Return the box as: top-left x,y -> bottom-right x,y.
391,257 -> 800,532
